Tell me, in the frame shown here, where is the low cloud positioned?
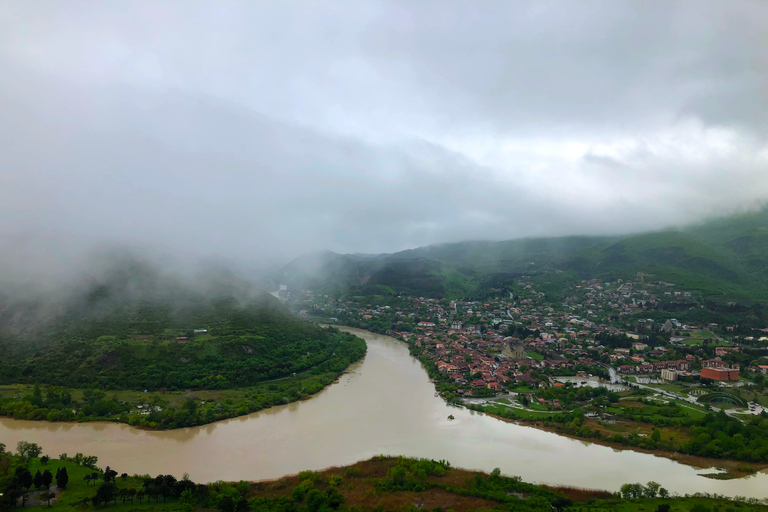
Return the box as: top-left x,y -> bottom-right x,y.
1,0 -> 767,273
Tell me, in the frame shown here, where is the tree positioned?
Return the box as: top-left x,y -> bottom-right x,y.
34,470 -> 43,490
292,486 -> 306,502
651,428 -> 661,443
15,466 -> 33,490
644,481 -> 661,498
552,496 -> 574,512
42,469 -> 53,489
94,482 -> 116,507
56,467 -> 69,489
40,455 -> 50,465
235,498 -> 250,512
0,442 -> 5,454
306,489 -> 328,512
619,483 -> 644,499
104,466 -> 118,482
217,495 -> 236,512
39,491 -> 56,507
325,486 -> 345,509
0,456 -> 12,476
16,441 -> 43,461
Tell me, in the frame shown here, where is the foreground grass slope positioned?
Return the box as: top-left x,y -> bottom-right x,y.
2,449 -> 766,512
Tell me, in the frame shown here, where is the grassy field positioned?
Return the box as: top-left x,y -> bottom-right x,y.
479,402 -> 560,420
677,330 -> 725,346
8,456 -> 152,510
526,351 -> 544,360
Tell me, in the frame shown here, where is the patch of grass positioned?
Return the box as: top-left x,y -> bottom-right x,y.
479,403 -> 558,419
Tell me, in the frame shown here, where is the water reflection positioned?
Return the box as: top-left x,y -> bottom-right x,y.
0,327 -> 767,498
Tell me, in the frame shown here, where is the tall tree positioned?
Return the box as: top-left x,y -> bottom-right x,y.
15,467 -> 33,490
56,467 -> 69,489
34,470 -> 43,490
42,469 -> 53,489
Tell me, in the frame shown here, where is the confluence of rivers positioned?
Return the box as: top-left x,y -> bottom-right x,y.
1,328 -> 766,497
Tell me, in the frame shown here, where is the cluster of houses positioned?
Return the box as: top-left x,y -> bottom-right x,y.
294,278 -> 757,392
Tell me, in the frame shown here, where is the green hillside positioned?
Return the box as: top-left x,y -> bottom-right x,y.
0,256 -> 367,429
279,207 -> 768,303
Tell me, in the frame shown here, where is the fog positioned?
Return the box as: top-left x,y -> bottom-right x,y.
2,0 -> 768,271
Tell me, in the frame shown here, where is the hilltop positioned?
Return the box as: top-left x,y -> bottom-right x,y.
277,208 -> 768,304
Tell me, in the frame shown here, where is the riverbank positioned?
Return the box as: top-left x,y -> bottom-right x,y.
7,453 -> 768,512
482,411 -> 767,479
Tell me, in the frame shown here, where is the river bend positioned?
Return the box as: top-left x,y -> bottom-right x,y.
1,328 -> 766,497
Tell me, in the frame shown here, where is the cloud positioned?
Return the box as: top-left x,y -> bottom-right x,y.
1,0 -> 767,269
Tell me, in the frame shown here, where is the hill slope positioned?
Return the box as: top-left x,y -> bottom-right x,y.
278,208 -> 768,303
0,253 -> 367,428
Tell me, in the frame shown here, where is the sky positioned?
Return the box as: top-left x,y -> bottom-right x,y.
1,0 -> 768,270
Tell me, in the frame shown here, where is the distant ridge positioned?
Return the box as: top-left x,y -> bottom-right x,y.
277,207 -> 768,303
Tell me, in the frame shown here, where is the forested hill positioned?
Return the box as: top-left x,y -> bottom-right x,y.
277,207 -> 768,304
0,255 -> 367,391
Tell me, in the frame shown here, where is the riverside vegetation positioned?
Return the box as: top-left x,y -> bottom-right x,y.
0,441 -> 768,512
3,442 -> 768,512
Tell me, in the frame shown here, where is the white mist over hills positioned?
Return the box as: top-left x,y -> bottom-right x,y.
1,1 -> 767,270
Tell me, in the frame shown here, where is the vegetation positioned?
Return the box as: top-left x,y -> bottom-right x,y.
0,260 -> 366,429
473,395 -> 768,466
278,207 -> 768,311
2,447 -> 767,512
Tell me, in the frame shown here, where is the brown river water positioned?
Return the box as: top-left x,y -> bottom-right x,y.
1,328 -> 767,497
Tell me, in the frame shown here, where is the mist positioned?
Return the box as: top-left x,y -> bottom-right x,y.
2,0 -> 768,276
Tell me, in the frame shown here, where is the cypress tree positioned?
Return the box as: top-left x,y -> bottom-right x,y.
56,467 -> 69,489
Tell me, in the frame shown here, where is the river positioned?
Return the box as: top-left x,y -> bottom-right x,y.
1,328 -> 767,496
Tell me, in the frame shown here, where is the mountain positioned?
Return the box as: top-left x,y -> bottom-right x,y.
278,208 -> 768,303
0,251 -> 320,354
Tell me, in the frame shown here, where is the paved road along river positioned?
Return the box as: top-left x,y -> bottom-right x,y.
1,328 -> 767,496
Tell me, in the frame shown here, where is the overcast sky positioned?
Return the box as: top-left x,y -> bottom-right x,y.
2,1 -> 767,269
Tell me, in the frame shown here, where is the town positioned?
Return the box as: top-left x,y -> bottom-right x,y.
284,275 -> 768,469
